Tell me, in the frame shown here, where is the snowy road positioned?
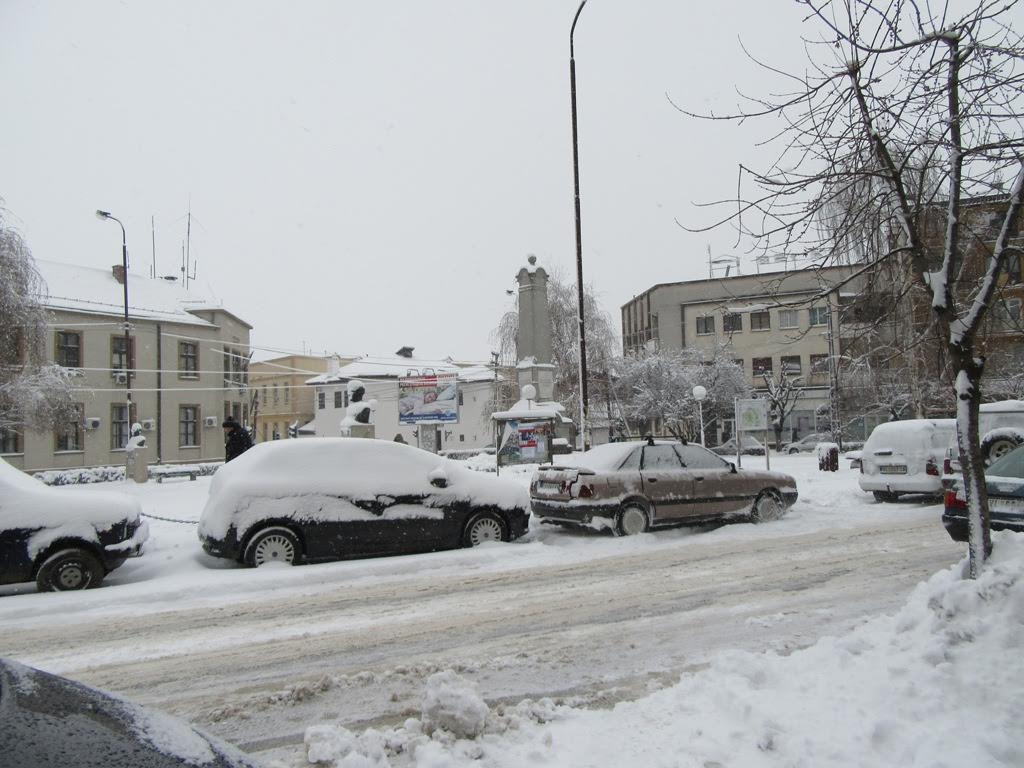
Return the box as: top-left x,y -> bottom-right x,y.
0,457 -> 962,766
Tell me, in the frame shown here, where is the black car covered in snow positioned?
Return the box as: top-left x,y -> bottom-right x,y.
0,657 -> 263,767
0,458 -> 148,592
943,444 -> 1024,541
197,438 -> 530,566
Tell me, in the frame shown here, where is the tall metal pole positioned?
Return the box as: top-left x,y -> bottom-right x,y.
97,210 -> 134,440
570,0 -> 590,450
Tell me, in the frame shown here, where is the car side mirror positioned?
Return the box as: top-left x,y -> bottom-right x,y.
728,462 -> 737,474
428,467 -> 448,488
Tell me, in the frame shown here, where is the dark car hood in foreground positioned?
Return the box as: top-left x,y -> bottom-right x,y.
0,658 -> 263,767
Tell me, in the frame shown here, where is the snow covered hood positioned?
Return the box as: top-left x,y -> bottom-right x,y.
199,439 -> 529,538
0,458 -> 142,531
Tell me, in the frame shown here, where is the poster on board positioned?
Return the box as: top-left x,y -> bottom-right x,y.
398,373 -> 458,424
496,420 -> 553,468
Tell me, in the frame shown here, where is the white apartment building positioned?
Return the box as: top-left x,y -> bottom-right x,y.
2,260 -> 251,473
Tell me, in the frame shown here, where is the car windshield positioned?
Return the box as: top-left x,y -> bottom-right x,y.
986,445 -> 1024,479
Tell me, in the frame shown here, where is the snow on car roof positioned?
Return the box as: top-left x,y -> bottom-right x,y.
554,441 -> 649,472
199,439 -> 528,539
980,400 -> 1024,413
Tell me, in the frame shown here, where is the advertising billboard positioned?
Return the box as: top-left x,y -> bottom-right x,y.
496,420 -> 553,468
398,373 -> 459,424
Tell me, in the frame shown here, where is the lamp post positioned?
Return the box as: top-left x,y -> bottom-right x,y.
692,385 -> 707,447
570,0 -> 590,450
96,209 -> 133,441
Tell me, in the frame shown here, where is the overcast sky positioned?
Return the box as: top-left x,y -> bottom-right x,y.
3,1 -> 836,362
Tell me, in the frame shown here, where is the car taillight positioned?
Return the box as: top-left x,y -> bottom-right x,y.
944,490 -> 967,510
575,483 -> 594,499
942,458 -> 952,475
926,458 -> 939,477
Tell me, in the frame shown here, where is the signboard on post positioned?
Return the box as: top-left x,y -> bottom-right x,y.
496,420 -> 554,470
398,373 -> 458,424
734,398 -> 771,470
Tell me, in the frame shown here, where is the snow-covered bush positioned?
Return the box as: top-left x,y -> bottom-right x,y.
34,462 -> 221,486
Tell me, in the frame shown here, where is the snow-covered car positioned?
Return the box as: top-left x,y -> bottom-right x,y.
781,433 -> 865,454
197,438 -> 530,567
942,400 -> 1024,483
529,439 -> 798,535
942,445 -> 1024,541
858,419 -> 956,502
0,458 -> 148,592
710,435 -> 766,456
0,657 -> 262,767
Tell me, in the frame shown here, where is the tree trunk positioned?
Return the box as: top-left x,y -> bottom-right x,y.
951,354 -> 992,578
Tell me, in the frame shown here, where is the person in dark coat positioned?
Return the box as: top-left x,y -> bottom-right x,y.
222,417 -> 252,462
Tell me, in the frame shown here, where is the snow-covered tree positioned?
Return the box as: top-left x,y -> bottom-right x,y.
682,1 -> 1024,577
0,206 -> 77,433
760,371 -> 805,449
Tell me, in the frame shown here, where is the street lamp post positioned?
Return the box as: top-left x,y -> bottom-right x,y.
692,385 -> 708,446
570,0 -> 590,450
96,210 -> 133,442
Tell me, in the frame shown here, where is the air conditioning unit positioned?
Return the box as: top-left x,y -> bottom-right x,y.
84,417 -> 101,430
204,416 -> 219,428
113,371 -> 128,385
140,418 -> 156,431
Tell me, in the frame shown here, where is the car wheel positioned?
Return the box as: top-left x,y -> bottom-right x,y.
750,490 -> 785,523
789,447 -> 799,454
462,511 -> 508,547
244,527 -> 301,567
983,435 -> 1022,465
35,548 -> 105,592
872,491 -> 900,503
614,504 -> 650,536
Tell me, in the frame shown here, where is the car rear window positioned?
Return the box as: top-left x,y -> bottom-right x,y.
642,445 -> 683,470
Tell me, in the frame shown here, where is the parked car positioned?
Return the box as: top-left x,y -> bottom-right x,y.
0,458 -> 148,592
781,433 -> 865,454
858,419 -> 957,501
942,400 -> 1024,482
710,435 -> 766,456
198,438 -> 530,567
942,444 -> 1024,541
0,657 -> 262,767
529,439 -> 798,535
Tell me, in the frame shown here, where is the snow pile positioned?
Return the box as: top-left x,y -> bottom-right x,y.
33,462 -> 221,486
302,534 -> 1024,767
420,670 -> 489,739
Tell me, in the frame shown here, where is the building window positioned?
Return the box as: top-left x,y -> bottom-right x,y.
1,427 -> 22,454
178,341 -> 198,378
459,434 -> 465,442
55,331 -> 82,368
750,311 -> 771,331
752,357 -> 773,377
318,391 -> 326,410
696,316 -> 715,335
334,390 -> 343,408
179,405 -> 200,447
111,404 -> 129,450
810,354 -> 830,374
458,390 -> 464,406
284,384 -> 290,406
723,313 -> 742,333
273,383 -> 280,405
781,355 -> 802,376
809,306 -> 829,326
110,335 -> 135,376
997,297 -> 1022,328
55,404 -> 84,452
779,309 -> 799,329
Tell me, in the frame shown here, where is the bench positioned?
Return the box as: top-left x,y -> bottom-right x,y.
154,469 -> 198,483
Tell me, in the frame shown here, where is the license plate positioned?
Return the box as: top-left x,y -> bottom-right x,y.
879,465 -> 907,475
535,481 -> 562,496
990,498 -> 1023,513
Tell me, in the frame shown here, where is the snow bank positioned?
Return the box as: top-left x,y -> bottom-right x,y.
420,671 -> 489,739
300,533 -> 1024,767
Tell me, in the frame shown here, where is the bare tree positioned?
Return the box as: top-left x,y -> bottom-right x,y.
681,0 -> 1024,577
760,370 -> 805,449
1,205 -> 77,435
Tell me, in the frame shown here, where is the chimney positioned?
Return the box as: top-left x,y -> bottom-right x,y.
396,346 -> 414,358
112,265 -> 126,284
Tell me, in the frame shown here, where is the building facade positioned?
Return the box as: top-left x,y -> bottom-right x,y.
2,260 -> 251,473
250,354 -> 334,442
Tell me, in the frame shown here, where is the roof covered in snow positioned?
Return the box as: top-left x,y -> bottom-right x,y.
492,399 -> 571,422
34,260 -> 250,328
306,355 -> 496,385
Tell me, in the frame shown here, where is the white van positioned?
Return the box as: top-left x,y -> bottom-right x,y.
941,400 -> 1024,482
858,419 -> 957,502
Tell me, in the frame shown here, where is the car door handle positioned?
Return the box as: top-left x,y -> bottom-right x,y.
694,476 -> 705,481
647,477 -> 658,483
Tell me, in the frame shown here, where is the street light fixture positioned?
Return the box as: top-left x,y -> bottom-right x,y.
95,209 -> 134,442
692,385 -> 708,447
569,0 -> 590,450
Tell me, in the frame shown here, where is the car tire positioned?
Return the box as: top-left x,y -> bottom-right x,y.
614,504 -> 650,536
788,447 -> 799,454
982,435 -> 1023,465
750,490 -> 785,523
35,548 -> 105,592
462,511 -> 508,547
872,490 -> 900,503
244,527 -> 301,567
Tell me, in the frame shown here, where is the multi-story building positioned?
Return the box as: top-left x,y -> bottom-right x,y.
621,264 -> 866,442
1,260 -> 251,472
306,347 -> 500,452
249,354 -> 337,442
